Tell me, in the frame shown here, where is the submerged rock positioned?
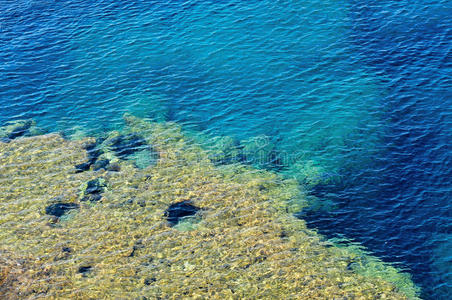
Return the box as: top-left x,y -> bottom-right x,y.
192,133 -> 284,169
80,178 -> 106,202
78,265 -> 92,275
188,134 -> 243,166
86,178 -> 106,194
100,132 -> 158,169
127,149 -> 158,169
75,162 -> 91,173
109,133 -> 148,158
208,136 -> 242,165
85,142 -> 103,162
75,140 -> 104,173
0,119 -> 44,140
45,203 -> 79,218
0,116 -> 420,299
92,159 -> 110,171
164,201 -> 200,226
3,120 -> 32,139
240,135 -> 283,170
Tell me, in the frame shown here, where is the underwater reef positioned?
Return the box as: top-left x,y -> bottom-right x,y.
0,115 -> 420,299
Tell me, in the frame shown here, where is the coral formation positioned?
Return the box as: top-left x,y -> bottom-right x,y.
0,116 -> 420,299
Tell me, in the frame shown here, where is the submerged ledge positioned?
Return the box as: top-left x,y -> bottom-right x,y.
0,115 -> 419,299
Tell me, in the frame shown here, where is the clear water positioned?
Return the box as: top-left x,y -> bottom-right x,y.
0,0 -> 450,298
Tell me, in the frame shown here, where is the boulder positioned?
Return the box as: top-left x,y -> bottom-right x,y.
45,202 -> 79,218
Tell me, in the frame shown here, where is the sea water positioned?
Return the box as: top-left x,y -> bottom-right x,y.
0,0 -> 450,298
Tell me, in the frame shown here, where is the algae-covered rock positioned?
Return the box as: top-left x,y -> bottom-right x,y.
92,159 -> 110,171
98,130 -> 158,169
0,254 -> 32,298
283,159 -> 343,213
74,138 -> 104,173
283,159 -> 326,187
241,135 -> 275,167
0,119 -> 44,141
186,132 -> 285,170
106,162 -> 121,172
205,135 -> 242,165
80,178 -> 106,202
0,117 -> 420,299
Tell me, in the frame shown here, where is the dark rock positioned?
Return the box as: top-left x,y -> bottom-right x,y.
81,193 -> 102,202
62,247 -> 72,253
347,261 -> 358,271
78,265 -> 92,274
73,140 -> 104,173
82,142 -> 103,165
87,148 -> 102,163
279,231 -> 288,238
100,132 -> 158,169
164,201 -> 200,226
109,133 -> 148,159
80,178 -> 106,202
45,203 -> 79,217
83,141 -> 98,152
75,162 -> 91,173
92,159 -> 110,171
85,178 -> 105,194
137,199 -> 146,207
0,119 -> 44,141
144,277 -> 157,285
0,137 -> 11,143
6,120 -> 33,139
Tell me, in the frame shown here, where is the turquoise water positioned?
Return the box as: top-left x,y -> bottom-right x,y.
0,0 -> 451,298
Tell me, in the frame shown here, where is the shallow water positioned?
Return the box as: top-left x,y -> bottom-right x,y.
0,0 -> 451,298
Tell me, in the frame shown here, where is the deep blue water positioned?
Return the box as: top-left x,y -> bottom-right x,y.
0,0 -> 451,298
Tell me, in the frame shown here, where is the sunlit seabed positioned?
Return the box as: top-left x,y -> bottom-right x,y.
0,115 -> 420,299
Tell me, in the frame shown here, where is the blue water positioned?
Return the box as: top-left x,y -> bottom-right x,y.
0,0 -> 450,298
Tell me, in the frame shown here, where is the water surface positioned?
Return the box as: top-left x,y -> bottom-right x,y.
0,0 -> 450,298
